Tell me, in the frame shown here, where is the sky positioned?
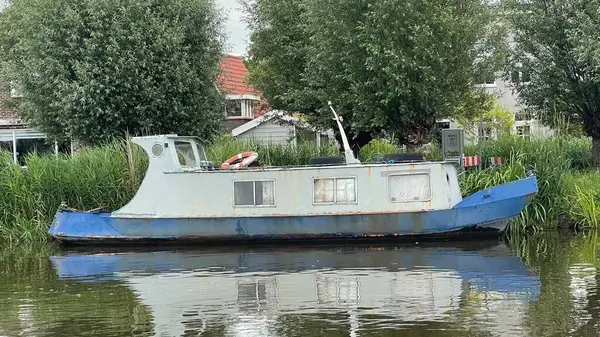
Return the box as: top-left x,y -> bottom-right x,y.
220,0 -> 250,56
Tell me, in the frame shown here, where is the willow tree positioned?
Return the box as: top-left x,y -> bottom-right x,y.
504,0 -> 600,168
243,0 -> 505,151
0,0 -> 226,145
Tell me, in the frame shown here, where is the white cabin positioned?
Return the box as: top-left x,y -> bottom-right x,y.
112,135 -> 463,219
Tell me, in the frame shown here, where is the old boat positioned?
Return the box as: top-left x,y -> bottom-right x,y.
48,104 -> 538,244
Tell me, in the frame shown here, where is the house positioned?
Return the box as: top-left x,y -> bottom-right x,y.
437,73 -> 555,145
219,54 -> 334,146
0,73 -> 48,163
476,73 -> 554,141
218,54 -> 266,132
0,55 -> 331,162
231,109 -> 334,146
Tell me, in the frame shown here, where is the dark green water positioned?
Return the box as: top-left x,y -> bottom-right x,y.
0,231 -> 598,337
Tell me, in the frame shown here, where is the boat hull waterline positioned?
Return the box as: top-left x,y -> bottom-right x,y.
49,175 -> 538,245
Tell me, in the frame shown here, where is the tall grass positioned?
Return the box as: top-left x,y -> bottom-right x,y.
0,133 -> 597,244
0,137 -> 336,244
461,135 -> 596,231
205,135 -> 339,166
358,139 -> 402,162
563,172 -> 600,228
0,141 -> 148,244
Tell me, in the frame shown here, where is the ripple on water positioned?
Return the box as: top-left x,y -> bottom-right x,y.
1,236 -> 599,336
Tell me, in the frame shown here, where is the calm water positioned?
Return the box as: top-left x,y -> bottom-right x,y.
0,232 -> 599,337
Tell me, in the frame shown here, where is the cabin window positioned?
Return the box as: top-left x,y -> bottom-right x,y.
151,143 -> 164,157
174,141 -> 197,167
387,174 -> 431,202
234,180 -> 275,207
313,177 -> 356,204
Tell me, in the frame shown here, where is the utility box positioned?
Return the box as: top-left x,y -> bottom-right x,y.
441,129 -> 464,164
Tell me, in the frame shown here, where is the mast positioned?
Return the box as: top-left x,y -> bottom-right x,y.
328,101 -> 361,164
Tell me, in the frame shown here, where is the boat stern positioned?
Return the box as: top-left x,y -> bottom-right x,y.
49,210 -> 123,243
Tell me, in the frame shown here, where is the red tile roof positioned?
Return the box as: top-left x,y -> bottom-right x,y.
218,55 -> 270,118
218,55 -> 261,96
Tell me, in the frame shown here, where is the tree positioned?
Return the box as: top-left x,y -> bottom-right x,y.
0,0 -> 226,145
503,0 -> 600,168
242,0 -> 506,152
457,96 -> 515,139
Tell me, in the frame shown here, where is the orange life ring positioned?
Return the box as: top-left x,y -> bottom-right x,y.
221,152 -> 259,170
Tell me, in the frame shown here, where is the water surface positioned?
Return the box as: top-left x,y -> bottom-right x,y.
0,232 -> 598,336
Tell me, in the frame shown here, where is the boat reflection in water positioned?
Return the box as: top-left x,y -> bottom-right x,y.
50,240 -> 541,336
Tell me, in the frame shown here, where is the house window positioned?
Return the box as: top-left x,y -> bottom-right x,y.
437,121 -> 450,129
511,69 -> 531,84
515,109 -> 533,121
313,177 -> 356,204
479,126 -> 492,141
517,125 -> 531,140
226,100 -> 243,117
226,99 -> 258,117
174,141 -> 198,167
296,127 -> 317,143
475,72 -> 496,87
234,180 -> 275,206
318,134 -> 329,147
387,174 -> 431,202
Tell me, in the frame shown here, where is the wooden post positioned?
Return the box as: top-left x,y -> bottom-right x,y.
12,130 -> 17,164
316,131 -> 321,148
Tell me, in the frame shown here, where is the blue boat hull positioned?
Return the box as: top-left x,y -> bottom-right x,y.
48,176 -> 538,245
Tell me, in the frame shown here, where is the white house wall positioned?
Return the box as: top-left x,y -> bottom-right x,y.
439,77 -> 554,146
484,78 -> 554,139
236,120 -> 295,144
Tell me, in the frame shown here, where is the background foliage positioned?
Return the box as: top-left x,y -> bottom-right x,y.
0,0 -> 227,145
503,0 -> 600,166
242,0 -> 507,150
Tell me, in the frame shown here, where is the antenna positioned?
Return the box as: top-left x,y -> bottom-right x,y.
328,101 -> 361,164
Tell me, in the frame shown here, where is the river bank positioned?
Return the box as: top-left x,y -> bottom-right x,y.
0,135 -> 597,244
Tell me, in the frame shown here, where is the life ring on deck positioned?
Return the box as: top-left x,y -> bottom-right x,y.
221,152 -> 258,170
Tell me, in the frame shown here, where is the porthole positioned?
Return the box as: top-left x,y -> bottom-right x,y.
151,143 -> 164,157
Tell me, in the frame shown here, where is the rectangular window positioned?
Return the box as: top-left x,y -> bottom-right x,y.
388,174 -> 431,202
314,177 -> 356,204
516,125 -> 531,140
174,141 -> 198,167
476,72 -> 496,86
437,121 -> 450,129
234,180 -> 275,207
226,99 -> 243,117
478,126 -> 492,141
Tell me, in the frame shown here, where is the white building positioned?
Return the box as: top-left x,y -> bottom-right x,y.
439,73 -> 554,145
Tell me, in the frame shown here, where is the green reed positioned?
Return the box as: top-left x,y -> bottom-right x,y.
357,138 -> 402,162
0,137 -> 336,244
205,134 -> 339,166
461,135 -> 597,231
0,133 -> 597,244
0,140 -> 148,244
563,172 -> 600,229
